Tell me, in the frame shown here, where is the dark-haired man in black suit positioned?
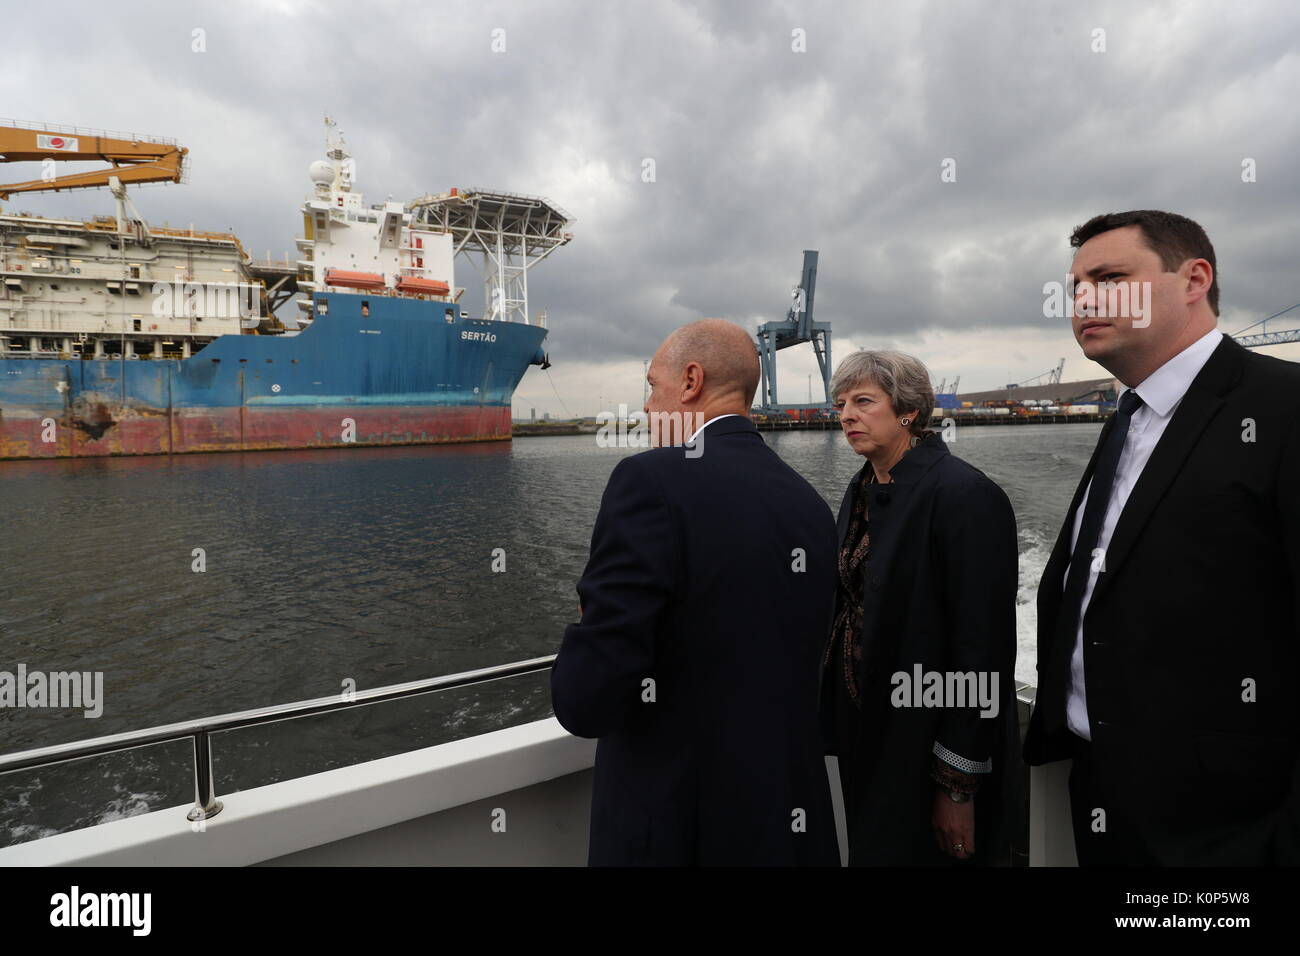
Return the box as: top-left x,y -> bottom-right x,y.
1024,210 -> 1300,865
551,318 -> 840,866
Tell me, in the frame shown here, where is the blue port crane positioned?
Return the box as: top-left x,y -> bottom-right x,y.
1230,300 -> 1300,348
756,250 -> 833,413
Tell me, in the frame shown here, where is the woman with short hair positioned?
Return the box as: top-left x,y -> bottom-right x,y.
822,349 -> 1021,865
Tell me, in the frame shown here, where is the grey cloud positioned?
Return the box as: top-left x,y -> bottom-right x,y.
3,0 -> 1297,390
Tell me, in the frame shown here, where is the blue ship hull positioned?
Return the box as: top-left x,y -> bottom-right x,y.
0,293 -> 548,459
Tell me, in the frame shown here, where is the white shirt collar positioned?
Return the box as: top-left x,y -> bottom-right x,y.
1127,327 -> 1223,417
687,412 -> 743,444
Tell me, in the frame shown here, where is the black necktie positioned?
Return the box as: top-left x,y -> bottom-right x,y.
1058,389 -> 1144,640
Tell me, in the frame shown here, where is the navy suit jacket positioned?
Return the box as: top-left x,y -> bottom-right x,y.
1024,336 -> 1300,864
551,414 -> 841,866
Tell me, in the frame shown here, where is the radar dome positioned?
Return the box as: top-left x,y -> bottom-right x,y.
309,160 -> 335,185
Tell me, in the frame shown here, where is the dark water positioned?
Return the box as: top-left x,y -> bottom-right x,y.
0,423 -> 1100,846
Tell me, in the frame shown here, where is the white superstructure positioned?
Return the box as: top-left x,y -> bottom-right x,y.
294,119 -> 456,325
0,212 -> 261,359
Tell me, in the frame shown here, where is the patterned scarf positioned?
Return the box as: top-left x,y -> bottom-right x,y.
825,468 -> 876,705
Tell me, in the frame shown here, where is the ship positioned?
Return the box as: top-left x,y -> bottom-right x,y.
0,118 -> 571,459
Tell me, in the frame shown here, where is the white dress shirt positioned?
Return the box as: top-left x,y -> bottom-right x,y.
1065,327 -> 1224,740
687,412 -> 742,444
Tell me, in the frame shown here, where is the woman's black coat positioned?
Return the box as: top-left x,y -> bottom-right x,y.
821,432 -> 1024,865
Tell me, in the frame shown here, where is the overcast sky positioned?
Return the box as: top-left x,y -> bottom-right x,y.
5,0 -> 1298,416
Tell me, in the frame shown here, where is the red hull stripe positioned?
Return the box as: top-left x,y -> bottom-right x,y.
0,405 -> 512,459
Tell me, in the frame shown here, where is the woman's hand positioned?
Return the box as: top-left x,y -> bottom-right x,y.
932,788 -> 975,861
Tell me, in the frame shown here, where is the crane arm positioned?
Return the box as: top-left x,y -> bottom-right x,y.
0,125 -> 186,199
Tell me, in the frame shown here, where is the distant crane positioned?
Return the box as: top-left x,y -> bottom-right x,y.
1008,358 -> 1064,390
756,250 -> 833,412
1230,300 -> 1300,348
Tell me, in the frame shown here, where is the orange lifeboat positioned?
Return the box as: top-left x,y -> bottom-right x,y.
396,276 -> 451,296
325,269 -> 386,290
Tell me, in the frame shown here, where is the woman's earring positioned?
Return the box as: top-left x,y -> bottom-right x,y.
900,418 -> 911,426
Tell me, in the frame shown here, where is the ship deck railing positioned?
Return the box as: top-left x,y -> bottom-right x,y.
0,117 -> 179,147
0,659 -> 1076,866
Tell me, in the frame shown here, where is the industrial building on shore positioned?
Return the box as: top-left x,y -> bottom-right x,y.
952,376 -> 1120,409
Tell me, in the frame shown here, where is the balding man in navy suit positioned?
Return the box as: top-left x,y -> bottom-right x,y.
552,319 -> 840,866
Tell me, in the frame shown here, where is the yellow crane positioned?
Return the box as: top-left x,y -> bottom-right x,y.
0,121 -> 186,199
0,120 -> 189,240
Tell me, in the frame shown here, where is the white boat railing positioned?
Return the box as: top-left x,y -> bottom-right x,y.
0,660 -> 1067,865
0,656 -> 556,824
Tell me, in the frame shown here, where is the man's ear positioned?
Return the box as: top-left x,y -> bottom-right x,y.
682,361 -> 705,401
1184,258 -> 1213,306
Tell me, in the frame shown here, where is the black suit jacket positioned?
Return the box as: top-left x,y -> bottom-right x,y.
1023,335 -> 1300,865
821,434 -> 1022,864
551,415 -> 840,866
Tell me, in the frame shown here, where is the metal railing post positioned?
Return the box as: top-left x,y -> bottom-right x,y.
187,730 -> 223,821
